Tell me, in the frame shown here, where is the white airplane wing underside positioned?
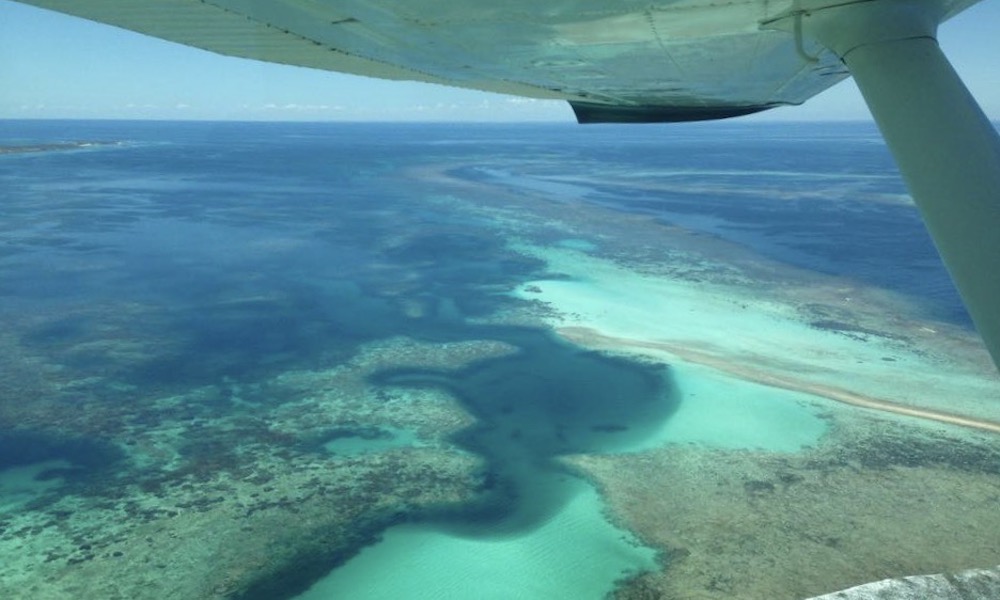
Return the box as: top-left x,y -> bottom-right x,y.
14,0 -> 976,122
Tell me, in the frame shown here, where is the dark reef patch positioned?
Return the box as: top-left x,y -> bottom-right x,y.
231,514 -> 398,600
808,425 -> 1000,475
22,316 -> 92,346
0,429 -> 123,473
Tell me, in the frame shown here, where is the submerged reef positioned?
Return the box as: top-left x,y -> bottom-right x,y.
0,336 -> 510,599
569,413 -> 1000,600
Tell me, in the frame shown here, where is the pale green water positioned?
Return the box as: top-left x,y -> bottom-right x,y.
0,460 -> 70,512
294,477 -> 658,600
636,362 -> 828,452
513,245 -> 1000,421
554,238 -> 598,252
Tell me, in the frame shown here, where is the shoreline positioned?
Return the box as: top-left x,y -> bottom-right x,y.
557,326 -> 1000,435
411,159 -> 1000,432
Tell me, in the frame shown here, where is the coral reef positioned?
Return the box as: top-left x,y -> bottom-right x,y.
569,413 -> 1000,600
0,336 -> 504,599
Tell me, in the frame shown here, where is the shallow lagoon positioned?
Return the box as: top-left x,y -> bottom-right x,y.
295,481 -> 658,600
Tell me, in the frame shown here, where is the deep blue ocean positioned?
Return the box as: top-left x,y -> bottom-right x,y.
0,120 -> 976,599
1,120 -> 965,325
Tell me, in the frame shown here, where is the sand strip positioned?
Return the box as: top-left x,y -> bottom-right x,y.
558,326 -> 1000,435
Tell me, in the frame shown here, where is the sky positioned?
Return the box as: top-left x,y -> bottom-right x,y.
1,0 -> 999,122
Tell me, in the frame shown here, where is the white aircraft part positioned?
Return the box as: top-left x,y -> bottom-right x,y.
806,564 -> 1000,599
793,0 -> 1000,367
6,0 -> 921,116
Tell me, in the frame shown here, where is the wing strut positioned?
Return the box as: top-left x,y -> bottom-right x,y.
791,0 -> 1000,369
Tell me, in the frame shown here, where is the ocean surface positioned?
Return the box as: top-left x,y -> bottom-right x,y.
1,120 -> 998,600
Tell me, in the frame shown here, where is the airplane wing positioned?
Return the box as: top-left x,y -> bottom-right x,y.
11,0 -> 974,122
13,0 -> 1000,372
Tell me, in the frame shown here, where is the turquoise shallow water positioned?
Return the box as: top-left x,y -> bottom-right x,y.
294,477 -> 658,600
639,363 -> 828,452
0,460 -> 70,512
